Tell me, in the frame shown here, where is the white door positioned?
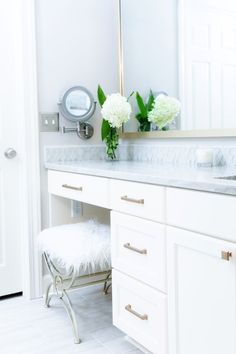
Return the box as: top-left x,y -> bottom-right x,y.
0,1 -> 27,296
180,0 -> 236,129
167,226 -> 236,354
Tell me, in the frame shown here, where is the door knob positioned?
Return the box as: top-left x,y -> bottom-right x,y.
4,148 -> 17,159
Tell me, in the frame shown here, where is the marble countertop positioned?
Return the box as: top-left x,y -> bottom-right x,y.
45,160 -> 236,196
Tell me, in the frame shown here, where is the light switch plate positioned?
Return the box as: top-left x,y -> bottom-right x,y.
40,112 -> 59,132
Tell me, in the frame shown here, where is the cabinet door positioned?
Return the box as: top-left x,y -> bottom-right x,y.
167,226 -> 236,354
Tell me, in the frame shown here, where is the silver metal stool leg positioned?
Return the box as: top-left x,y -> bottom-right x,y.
43,252 -> 81,344
60,290 -> 80,344
43,252 -> 111,344
103,271 -> 112,295
44,282 -> 53,307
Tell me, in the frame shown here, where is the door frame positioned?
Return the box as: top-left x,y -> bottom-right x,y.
18,0 -> 41,299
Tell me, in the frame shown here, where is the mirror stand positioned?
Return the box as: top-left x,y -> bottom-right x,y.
62,122 -> 94,140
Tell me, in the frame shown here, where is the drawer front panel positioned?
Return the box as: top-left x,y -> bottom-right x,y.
167,188 -> 236,241
111,211 -> 166,291
110,179 -> 165,222
48,170 -> 109,208
113,270 -> 167,354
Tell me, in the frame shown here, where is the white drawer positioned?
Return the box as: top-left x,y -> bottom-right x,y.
167,188 -> 236,241
111,211 -> 166,292
48,170 -> 109,208
113,270 -> 167,354
110,179 -> 165,222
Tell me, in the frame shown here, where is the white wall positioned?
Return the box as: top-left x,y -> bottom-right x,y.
36,0 -> 119,144
35,0 -> 119,227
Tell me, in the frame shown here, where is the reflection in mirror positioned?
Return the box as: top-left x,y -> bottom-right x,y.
120,0 -> 178,133
65,91 -> 91,116
120,0 -> 236,135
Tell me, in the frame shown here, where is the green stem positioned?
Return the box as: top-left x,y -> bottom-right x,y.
105,128 -> 119,159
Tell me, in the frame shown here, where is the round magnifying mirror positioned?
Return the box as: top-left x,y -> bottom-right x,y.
59,86 -> 96,122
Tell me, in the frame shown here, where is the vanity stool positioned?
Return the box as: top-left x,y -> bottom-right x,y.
38,219 -> 111,344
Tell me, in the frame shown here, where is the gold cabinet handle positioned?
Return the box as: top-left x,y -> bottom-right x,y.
62,184 -> 83,192
120,195 -> 144,204
125,304 -> 148,321
221,251 -> 232,261
123,242 -> 147,255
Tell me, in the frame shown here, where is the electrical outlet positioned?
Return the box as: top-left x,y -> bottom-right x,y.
71,200 -> 83,218
40,112 -> 59,132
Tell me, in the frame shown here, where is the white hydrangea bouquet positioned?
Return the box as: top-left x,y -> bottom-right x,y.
148,94 -> 181,130
97,85 -> 132,160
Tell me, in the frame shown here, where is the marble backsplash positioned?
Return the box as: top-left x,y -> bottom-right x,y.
44,144 -> 236,167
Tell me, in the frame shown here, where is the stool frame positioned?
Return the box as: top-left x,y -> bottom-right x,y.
43,251 -> 111,344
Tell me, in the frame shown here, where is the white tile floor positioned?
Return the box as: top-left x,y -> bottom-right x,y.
0,285 -> 143,354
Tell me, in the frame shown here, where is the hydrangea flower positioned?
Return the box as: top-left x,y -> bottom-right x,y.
148,94 -> 181,129
101,93 -> 132,129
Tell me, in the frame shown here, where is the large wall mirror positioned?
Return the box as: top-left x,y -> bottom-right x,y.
119,0 -> 236,138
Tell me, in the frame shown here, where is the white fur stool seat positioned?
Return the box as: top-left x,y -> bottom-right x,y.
38,219 -> 111,274
38,219 -> 111,344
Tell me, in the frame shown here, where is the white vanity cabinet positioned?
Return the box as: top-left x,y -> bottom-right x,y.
167,188 -> 236,354
110,181 -> 168,354
167,226 -> 236,354
111,185 -> 236,354
47,169 -> 236,354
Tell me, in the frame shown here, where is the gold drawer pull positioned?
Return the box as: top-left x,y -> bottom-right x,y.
221,251 -> 232,261
121,195 -> 144,204
62,184 -> 83,192
125,304 -> 148,321
124,243 -> 147,255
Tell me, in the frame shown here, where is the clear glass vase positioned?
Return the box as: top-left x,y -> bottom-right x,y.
105,144 -> 119,161
105,150 -> 119,161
